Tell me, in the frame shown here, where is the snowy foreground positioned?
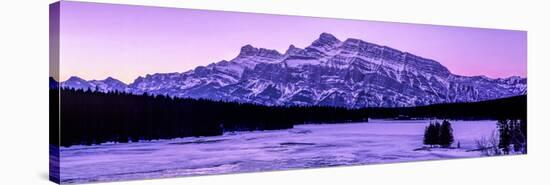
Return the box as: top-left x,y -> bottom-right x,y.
60,120 -> 496,183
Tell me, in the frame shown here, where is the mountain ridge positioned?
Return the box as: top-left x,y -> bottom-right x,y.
60,32 -> 527,108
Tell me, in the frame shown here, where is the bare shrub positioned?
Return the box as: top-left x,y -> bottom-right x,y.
475,130 -> 502,156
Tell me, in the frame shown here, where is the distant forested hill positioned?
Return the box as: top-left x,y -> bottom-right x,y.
366,95 -> 527,120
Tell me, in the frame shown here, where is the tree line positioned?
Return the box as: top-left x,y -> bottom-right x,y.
49,85 -> 526,147
497,119 -> 527,154
367,95 -> 526,120
52,88 -> 369,147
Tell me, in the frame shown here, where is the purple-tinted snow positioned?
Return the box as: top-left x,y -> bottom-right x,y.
59,120 -> 496,184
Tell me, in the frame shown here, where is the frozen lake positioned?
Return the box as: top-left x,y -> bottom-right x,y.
59,119 -> 497,183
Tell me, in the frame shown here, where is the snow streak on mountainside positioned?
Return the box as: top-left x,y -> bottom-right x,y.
61,33 -> 527,108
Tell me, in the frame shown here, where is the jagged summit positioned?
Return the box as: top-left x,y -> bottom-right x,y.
61,33 -> 527,108
238,44 -> 256,57
284,44 -> 303,56
309,32 -> 342,51
318,32 -> 340,44
237,44 -> 282,59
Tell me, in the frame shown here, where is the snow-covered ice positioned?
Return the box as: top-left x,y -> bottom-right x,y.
59,120 -> 497,184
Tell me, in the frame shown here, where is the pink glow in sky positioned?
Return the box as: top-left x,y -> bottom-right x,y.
58,1 -> 527,84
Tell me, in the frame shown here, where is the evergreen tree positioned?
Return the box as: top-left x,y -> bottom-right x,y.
423,122 -> 440,147
497,119 -> 527,154
518,119 -> 527,154
423,124 -> 432,147
497,119 -> 512,154
438,120 -> 454,147
509,119 -> 526,153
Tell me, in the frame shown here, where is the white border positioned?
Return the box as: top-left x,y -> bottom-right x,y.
0,0 -> 548,185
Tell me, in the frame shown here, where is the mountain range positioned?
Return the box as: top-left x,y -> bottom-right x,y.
59,32 -> 527,108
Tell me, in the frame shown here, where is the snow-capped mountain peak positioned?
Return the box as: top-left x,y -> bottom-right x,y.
61,32 -> 527,108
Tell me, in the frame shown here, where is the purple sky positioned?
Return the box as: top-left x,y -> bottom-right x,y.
59,1 -> 527,84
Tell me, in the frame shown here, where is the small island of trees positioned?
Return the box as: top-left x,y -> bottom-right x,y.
423,120 -> 454,148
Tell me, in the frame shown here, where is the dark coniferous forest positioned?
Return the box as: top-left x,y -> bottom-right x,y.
50,87 -> 526,147
52,88 -> 369,147
367,95 -> 526,120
